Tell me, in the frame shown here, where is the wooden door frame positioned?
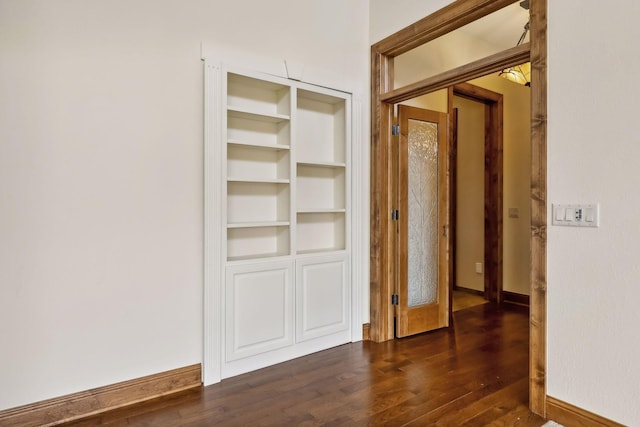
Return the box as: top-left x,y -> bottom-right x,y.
369,0 -> 547,416
449,83 -> 504,303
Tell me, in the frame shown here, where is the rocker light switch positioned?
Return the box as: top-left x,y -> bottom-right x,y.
552,204 -> 599,227
555,207 -> 565,221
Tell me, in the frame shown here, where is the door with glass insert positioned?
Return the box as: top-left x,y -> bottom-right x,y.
396,105 -> 449,338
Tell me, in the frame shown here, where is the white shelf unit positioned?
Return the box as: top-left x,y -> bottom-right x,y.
295,89 -> 348,255
226,72 -> 293,262
217,65 -> 351,380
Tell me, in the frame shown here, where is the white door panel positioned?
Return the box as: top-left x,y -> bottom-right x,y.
226,261 -> 293,361
296,255 -> 349,342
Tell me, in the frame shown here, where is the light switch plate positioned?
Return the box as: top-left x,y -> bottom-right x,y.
552,203 -> 599,227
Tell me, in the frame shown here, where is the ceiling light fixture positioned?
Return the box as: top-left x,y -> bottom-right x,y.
499,1 -> 531,87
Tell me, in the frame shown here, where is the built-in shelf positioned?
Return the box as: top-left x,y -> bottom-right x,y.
228,139 -> 290,150
297,208 -> 346,214
296,212 -> 345,253
228,107 -> 289,123
213,64 -> 353,381
296,165 -> 345,212
227,221 -> 290,229
227,253 -> 288,263
296,161 -> 346,168
297,89 -> 346,165
227,177 -> 290,184
227,181 -> 289,225
224,71 -> 348,261
227,226 -> 289,261
296,248 -> 346,256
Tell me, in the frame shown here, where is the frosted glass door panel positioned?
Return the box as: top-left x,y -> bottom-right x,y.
407,119 -> 439,307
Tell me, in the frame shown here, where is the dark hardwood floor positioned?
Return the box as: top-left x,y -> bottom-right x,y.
64,303 -> 546,426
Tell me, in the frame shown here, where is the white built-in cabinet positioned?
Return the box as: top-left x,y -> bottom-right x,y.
210,64 -> 352,379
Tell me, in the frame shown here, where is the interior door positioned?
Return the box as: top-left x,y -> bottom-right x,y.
396,104 -> 449,338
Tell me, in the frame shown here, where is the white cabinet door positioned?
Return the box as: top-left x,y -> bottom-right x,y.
225,261 -> 293,361
296,254 -> 349,343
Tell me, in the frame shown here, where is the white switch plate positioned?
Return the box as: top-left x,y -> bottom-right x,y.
552,204 -> 599,227
475,262 -> 483,274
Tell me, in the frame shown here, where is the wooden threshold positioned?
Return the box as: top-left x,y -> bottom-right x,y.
0,364 -> 201,427
546,396 -> 626,427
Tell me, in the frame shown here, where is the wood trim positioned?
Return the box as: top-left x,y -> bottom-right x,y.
448,89 -> 457,326
369,0 -> 547,417
529,0 -> 548,416
369,49 -> 395,342
380,44 -> 530,104
362,323 -> 371,341
451,83 -> 503,304
0,364 -> 201,427
486,95 -> 503,303
454,286 -> 484,296
546,396 -> 626,427
372,0 -> 518,56
502,291 -> 530,306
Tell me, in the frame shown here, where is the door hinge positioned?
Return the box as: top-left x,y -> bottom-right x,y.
391,209 -> 399,221
392,294 -> 399,305
392,124 -> 400,136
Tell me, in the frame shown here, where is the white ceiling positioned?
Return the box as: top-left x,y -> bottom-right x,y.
461,2 -> 530,51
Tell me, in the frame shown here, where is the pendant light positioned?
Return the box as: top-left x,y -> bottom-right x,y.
499,1 -> 531,87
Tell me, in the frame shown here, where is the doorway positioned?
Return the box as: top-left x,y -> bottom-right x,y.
450,83 -> 504,304
369,0 -> 547,416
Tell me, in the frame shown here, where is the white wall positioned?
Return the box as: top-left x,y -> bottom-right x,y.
547,1 -> 640,424
372,0 -> 640,424
0,0 -> 369,411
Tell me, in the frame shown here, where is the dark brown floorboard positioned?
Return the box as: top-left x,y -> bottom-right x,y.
63,303 -> 546,426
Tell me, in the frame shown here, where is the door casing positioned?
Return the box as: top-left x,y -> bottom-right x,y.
369,0 -> 547,416
449,83 -> 504,304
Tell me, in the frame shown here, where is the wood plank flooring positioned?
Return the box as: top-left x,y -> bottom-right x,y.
64,303 -> 546,426
452,289 -> 488,312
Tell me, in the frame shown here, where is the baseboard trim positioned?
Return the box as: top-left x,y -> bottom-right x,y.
362,323 -> 371,341
0,364 -> 201,427
454,286 -> 484,296
546,396 -> 625,427
502,290 -> 530,306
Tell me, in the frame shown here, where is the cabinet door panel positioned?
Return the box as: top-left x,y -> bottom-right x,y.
226,262 -> 293,361
296,255 -> 349,342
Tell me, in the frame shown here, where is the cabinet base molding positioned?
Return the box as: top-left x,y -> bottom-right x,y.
362,323 -> 371,341
546,396 -> 625,427
502,291 -> 530,306
0,364 -> 201,427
